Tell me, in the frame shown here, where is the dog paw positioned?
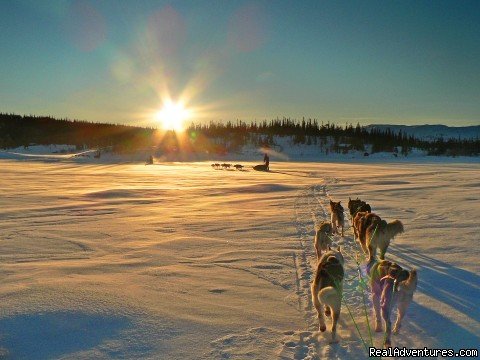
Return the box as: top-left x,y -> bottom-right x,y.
375,324 -> 382,332
320,325 -> 326,332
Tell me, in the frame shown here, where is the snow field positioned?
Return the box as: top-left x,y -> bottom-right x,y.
0,160 -> 478,359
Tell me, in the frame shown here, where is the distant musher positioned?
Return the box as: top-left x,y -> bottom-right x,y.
253,153 -> 270,172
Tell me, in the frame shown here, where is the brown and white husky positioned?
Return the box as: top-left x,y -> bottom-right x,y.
311,247 -> 345,343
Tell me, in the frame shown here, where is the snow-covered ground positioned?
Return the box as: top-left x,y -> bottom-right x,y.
0,159 -> 479,359
2,140 -> 479,164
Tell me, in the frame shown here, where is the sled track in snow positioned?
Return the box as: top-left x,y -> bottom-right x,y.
280,180 -> 371,359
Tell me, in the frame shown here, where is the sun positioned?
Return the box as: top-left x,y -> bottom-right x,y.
156,101 -> 190,131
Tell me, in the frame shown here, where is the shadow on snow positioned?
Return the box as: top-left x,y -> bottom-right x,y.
0,312 -> 130,359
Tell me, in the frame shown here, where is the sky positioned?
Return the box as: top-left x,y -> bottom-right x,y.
1,0 -> 479,127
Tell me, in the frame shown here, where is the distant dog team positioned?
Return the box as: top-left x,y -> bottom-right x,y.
211,163 -> 245,170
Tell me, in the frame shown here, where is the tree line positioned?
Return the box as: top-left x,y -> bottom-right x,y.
187,118 -> 479,157
0,113 -> 156,152
1,114 -> 478,157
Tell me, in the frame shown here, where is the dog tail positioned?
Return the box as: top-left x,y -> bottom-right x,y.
386,220 -> 404,237
405,268 -> 418,288
319,286 -> 341,313
311,262 -> 325,313
312,260 -> 326,291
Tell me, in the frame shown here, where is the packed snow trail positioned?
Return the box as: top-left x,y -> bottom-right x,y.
280,181 -> 373,360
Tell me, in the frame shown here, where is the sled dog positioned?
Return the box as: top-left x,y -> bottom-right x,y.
353,212 -> 404,263
368,260 -> 417,348
329,200 -> 345,237
353,212 -> 382,254
347,197 -> 371,223
314,222 -> 333,260
311,247 -> 344,343
366,218 -> 404,263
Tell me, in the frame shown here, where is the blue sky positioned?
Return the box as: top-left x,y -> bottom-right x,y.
1,0 -> 479,127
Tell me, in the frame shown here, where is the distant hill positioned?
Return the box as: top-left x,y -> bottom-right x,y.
365,124 -> 480,141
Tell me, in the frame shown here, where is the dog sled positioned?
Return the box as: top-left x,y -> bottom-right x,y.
253,164 -> 269,172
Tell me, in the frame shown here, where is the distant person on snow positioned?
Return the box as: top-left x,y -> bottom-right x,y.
263,153 -> 270,171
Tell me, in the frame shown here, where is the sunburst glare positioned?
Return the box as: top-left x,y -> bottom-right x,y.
156,100 -> 191,131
